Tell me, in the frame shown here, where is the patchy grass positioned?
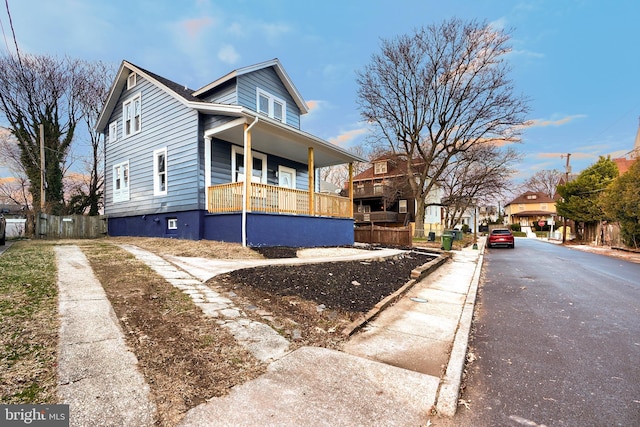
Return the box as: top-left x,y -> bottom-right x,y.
105,236 -> 264,259
79,240 -> 266,427
0,241 -> 58,404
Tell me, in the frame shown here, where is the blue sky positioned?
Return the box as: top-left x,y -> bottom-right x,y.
1,0 -> 639,182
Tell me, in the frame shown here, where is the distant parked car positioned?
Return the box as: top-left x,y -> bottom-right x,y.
0,213 -> 6,245
487,228 -> 514,249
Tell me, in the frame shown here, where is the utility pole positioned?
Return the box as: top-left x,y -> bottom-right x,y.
561,153 -> 571,244
40,124 -> 45,212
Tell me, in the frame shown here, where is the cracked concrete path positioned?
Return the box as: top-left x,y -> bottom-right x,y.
118,244 -> 290,363
55,245 -> 156,427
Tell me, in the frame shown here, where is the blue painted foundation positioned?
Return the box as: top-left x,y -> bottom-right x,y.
108,210 -> 203,240
108,210 -> 355,247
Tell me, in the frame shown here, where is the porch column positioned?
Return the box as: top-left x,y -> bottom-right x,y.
349,163 -> 354,217
242,117 -> 259,247
308,147 -> 314,215
244,123 -> 253,212
204,137 -> 211,210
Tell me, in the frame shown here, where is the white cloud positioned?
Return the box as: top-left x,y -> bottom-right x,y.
218,44 -> 240,64
528,114 -> 587,127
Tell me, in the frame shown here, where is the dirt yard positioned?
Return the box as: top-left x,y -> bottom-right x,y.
82,238 -> 438,426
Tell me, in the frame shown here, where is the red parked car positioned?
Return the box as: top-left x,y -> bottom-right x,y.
487,228 -> 515,249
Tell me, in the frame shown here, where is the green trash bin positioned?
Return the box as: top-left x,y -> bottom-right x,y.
441,232 -> 453,251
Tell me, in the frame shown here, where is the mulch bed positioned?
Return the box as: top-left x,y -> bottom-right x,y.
220,249 -> 436,313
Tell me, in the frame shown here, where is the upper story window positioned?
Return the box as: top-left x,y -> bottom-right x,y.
526,194 -> 537,200
374,161 -> 388,175
127,72 -> 137,89
154,147 -> 168,196
256,88 -> 286,123
113,161 -> 130,203
109,121 -> 118,143
123,93 -> 141,137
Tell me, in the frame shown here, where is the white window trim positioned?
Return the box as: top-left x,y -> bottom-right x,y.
127,72 -> 137,89
278,165 -> 296,189
256,88 -> 287,123
374,161 -> 387,174
231,145 -> 267,183
153,147 -> 168,196
167,218 -> 178,230
122,93 -> 142,138
109,121 -> 118,143
112,160 -> 130,203
399,199 -> 408,213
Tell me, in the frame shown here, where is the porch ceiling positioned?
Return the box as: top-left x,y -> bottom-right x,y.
206,116 -> 364,168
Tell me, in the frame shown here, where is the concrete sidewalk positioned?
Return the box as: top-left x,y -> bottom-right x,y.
55,246 -> 156,427
178,240 -> 484,426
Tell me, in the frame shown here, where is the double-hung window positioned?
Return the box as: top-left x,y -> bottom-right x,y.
123,93 -> 141,137
154,148 -> 168,195
256,88 -> 286,123
113,161 -> 130,202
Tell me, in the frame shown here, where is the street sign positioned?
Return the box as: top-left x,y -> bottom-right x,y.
538,221 -> 545,227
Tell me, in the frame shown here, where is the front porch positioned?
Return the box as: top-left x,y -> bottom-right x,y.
207,182 -> 352,218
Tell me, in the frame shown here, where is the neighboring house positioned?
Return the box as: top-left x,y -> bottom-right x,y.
504,191 -> 558,230
351,154 -> 444,234
96,59 -> 364,247
613,118 -> 640,175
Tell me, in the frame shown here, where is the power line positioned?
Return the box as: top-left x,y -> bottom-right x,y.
0,10 -> 11,55
3,0 -> 20,62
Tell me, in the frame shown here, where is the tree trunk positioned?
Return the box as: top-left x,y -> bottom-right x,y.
414,199 -> 426,238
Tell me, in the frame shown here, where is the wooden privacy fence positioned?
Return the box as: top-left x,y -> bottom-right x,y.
37,214 -> 107,239
355,225 -> 412,247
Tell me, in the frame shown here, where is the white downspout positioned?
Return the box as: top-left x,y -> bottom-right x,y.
242,116 -> 259,247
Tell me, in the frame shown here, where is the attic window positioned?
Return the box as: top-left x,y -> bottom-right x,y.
526,194 -> 537,200
256,88 -> 286,123
374,161 -> 388,174
127,72 -> 137,89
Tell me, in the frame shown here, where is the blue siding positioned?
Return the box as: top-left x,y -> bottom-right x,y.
104,74 -> 201,217
237,68 -> 301,129
200,80 -> 237,104
209,139 -> 308,189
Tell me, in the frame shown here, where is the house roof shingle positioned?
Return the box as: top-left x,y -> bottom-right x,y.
505,191 -> 557,206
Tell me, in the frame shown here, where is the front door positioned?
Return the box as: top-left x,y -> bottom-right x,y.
278,166 -> 296,213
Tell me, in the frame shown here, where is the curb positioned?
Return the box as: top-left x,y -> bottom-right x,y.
435,244 -> 484,416
342,253 -> 451,336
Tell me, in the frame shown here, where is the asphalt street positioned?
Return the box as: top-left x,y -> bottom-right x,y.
447,238 -> 640,426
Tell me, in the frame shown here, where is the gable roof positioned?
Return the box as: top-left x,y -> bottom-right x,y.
96,60 -> 248,131
352,154 -> 425,181
192,58 -> 309,114
505,191 -> 557,206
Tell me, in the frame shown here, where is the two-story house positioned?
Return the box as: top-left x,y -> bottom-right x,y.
504,191 -> 559,232
351,154 -> 444,235
96,59 -> 364,247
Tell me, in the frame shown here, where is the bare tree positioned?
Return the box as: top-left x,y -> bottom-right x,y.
441,143 -> 521,228
67,60 -> 115,215
357,18 -> 530,237
320,144 -> 370,190
519,169 -> 562,198
0,55 -> 114,216
0,54 -> 84,215
0,127 -> 31,209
